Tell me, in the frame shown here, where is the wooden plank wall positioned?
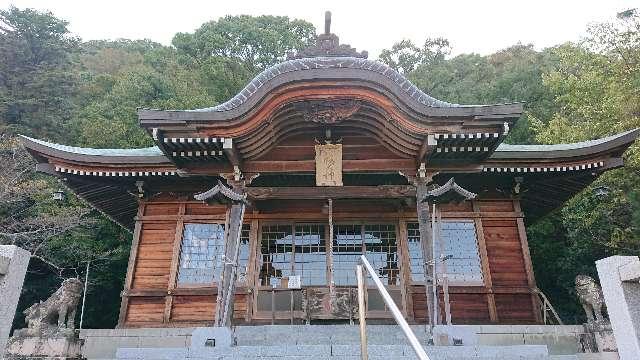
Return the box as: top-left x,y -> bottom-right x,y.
409,199 -> 539,325
120,198 -> 250,328
119,196 -> 540,327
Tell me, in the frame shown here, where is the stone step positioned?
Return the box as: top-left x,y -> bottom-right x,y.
235,324 -> 428,346
117,344 -> 550,360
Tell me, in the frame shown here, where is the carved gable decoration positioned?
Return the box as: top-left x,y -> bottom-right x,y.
315,144 -> 343,186
299,100 -> 360,125
287,11 -> 368,60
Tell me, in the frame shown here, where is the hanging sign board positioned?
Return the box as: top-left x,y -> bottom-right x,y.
315,144 -> 343,186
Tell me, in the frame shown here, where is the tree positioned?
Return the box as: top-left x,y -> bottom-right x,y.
172,15 -> 315,71
379,38 -> 450,74
380,40 -> 558,144
526,9 -> 640,321
0,7 -> 78,140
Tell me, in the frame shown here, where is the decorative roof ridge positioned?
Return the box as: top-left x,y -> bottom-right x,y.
286,11 -> 368,60
178,56 -> 459,113
494,128 -> 640,153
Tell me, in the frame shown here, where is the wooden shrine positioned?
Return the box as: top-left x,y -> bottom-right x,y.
22,13 -> 639,328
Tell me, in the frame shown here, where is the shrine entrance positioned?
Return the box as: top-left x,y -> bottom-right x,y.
253,221 -> 403,323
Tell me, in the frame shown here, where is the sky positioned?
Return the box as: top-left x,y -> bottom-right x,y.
1,0 -> 638,58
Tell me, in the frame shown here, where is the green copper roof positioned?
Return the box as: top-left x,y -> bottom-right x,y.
20,135 -> 169,164
491,129 -> 639,159
20,136 -> 163,156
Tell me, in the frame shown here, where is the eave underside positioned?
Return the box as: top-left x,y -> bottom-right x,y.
20,129 -> 638,230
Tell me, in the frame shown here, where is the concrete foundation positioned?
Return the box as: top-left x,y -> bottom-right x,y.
79,325 -> 617,360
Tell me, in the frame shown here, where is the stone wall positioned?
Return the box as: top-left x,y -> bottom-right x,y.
0,245 -> 30,355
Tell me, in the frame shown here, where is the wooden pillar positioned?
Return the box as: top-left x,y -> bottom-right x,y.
117,202 -> 145,327
398,219 -> 414,319
164,203 -> 186,323
215,201 -> 246,327
513,200 -> 542,323
472,201 -> 498,323
245,218 -> 259,322
416,180 -> 434,329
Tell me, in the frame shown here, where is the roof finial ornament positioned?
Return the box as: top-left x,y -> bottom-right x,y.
324,11 -> 331,35
286,11 -> 367,59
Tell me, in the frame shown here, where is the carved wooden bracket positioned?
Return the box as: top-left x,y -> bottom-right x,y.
297,100 -> 361,125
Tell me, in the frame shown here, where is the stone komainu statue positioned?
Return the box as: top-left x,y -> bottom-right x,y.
575,274 -> 606,323
20,278 -> 83,336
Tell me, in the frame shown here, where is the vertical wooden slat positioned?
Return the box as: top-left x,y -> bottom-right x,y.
117,202 -> 145,327
473,201 -> 498,323
164,203 -> 186,323
513,200 -> 542,323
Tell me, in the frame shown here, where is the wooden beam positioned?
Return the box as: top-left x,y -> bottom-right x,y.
239,159 -> 416,173
246,185 -> 415,200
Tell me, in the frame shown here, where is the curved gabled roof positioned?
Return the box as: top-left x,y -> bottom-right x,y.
138,56 -> 523,124
190,57 -> 459,112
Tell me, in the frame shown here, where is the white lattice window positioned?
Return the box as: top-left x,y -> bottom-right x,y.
177,223 -> 225,285
407,220 -> 483,286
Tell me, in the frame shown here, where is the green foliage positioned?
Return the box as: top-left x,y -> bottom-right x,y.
172,15 -> 315,71
379,38 -> 450,74
0,6 -> 78,140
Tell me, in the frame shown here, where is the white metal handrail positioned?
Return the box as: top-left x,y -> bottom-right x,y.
357,255 -> 430,360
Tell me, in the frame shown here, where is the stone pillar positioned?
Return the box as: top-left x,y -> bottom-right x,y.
596,255 -> 640,360
0,245 -> 31,354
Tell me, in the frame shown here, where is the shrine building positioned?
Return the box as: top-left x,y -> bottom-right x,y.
21,15 -> 639,329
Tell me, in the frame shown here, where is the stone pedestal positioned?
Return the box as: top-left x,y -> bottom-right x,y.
582,321 -> 617,353
5,331 -> 81,359
0,245 -> 31,355
596,255 -> 640,360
